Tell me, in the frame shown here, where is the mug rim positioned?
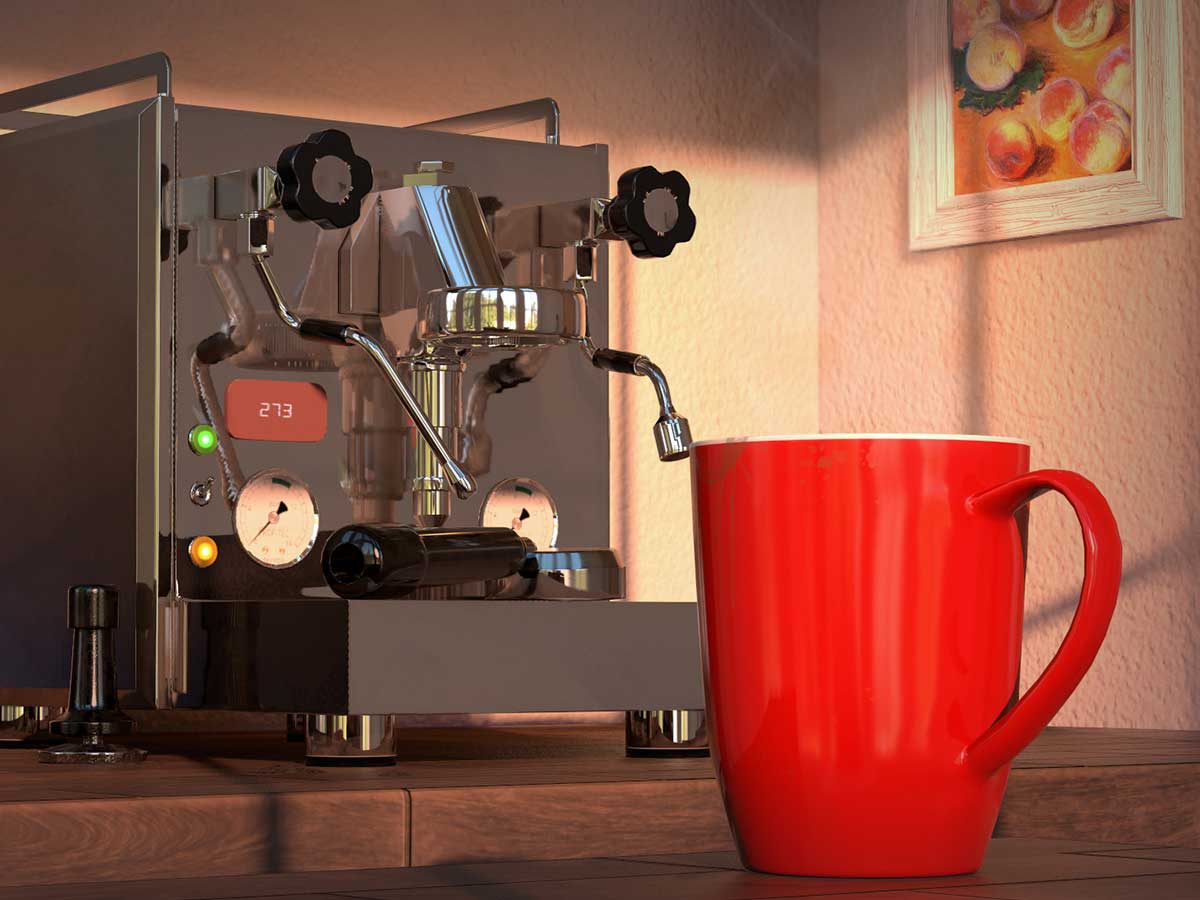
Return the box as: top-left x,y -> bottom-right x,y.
691,432 -> 1031,448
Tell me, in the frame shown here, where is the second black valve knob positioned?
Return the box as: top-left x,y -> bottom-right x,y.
605,166 -> 696,259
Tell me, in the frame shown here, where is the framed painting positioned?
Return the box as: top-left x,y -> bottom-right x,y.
908,0 -> 1183,250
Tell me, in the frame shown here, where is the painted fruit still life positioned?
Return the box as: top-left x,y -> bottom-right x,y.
951,0 -> 1135,195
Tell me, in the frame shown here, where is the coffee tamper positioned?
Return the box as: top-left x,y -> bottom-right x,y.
38,585 -> 147,764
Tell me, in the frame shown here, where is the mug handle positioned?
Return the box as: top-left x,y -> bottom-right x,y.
961,469 -> 1122,775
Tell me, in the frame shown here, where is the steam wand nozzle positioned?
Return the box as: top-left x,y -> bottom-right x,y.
586,345 -> 692,462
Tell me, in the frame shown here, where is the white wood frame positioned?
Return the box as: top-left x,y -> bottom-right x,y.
908,0 -> 1183,251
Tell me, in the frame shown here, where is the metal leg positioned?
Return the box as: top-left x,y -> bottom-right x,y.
286,713 -> 306,742
625,709 -> 709,757
305,714 -> 396,766
0,705 -> 65,744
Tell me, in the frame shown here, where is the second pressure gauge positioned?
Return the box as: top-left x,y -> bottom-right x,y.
479,477 -> 559,550
234,468 -> 320,568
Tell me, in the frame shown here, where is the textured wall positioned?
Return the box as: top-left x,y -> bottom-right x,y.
819,1 -> 1199,728
0,0 -> 820,605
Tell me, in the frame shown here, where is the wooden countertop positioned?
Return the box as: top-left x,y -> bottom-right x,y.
1,837 -> 1197,900
0,725 -> 1196,892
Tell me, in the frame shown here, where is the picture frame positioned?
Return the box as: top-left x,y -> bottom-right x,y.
908,0 -> 1183,251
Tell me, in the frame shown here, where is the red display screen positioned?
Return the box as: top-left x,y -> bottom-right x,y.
224,379 -> 328,443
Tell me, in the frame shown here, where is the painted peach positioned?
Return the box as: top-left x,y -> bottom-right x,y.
986,118 -> 1038,180
1097,44 -> 1134,115
1052,0 -> 1116,49
952,0 -> 1002,49
1069,99 -> 1132,173
1005,0 -> 1054,20
966,23 -> 1026,92
1037,77 -> 1088,142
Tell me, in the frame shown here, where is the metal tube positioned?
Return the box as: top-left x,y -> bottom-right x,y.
251,254 -> 476,500
0,52 -> 171,116
411,98 -> 560,145
344,331 -> 475,500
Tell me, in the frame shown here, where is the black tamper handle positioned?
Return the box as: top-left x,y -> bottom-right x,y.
55,585 -> 131,737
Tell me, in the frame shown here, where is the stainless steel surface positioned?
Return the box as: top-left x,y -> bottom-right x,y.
346,329 -> 477,501
0,52 -> 171,115
0,60 -> 705,722
305,713 -> 396,765
412,98 -> 560,145
419,286 -> 588,349
189,478 -> 214,507
0,81 -> 171,705
250,252 -> 477,500
407,354 -> 465,525
626,709 -> 709,756
413,184 -> 507,289
531,548 -> 625,600
0,705 -> 64,742
461,349 -> 552,476
633,357 -> 692,461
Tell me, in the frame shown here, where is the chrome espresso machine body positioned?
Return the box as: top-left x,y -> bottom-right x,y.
0,55 -> 705,759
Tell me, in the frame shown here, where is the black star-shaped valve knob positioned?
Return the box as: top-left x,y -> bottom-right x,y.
276,129 -> 374,230
605,166 -> 696,259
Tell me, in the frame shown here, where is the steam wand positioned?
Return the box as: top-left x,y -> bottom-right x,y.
249,246 -> 476,499
580,337 -> 692,462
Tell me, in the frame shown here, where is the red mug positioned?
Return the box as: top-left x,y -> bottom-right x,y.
691,435 -> 1121,877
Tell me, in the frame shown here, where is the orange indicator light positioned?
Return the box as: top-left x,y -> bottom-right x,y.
188,536 -> 219,568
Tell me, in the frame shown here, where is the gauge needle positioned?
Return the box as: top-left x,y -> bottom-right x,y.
250,501 -> 288,543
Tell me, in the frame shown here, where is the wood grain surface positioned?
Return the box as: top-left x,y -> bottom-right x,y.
0,839 -> 1195,900
408,779 -> 733,867
0,726 -> 1195,887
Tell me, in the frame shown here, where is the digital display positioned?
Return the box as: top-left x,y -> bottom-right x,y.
224,379 -> 328,443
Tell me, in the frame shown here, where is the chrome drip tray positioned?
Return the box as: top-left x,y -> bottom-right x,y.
418,286 -> 587,349
530,548 -> 625,600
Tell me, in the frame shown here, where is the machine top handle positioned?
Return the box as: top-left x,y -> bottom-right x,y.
0,53 -> 171,118
411,98 -> 560,146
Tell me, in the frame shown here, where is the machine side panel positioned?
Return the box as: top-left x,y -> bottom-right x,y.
0,101 -> 163,694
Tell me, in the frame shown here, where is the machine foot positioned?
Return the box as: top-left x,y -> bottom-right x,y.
1,705 -> 65,745
626,709 -> 709,757
305,714 -> 396,766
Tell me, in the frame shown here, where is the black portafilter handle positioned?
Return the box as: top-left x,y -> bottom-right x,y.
53,585 -> 134,737
322,525 -> 538,599
604,165 -> 696,259
276,129 -> 374,230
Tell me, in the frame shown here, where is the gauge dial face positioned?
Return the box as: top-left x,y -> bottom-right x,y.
234,469 -> 320,569
479,477 -> 559,550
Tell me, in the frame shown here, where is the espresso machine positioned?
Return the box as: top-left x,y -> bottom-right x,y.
0,54 -> 706,763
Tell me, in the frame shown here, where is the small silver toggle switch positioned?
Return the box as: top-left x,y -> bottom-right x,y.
189,478 -> 214,507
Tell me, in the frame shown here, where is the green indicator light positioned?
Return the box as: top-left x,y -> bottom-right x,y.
188,424 -> 218,455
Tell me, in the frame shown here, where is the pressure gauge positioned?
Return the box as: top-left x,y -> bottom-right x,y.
479,477 -> 559,550
234,469 -> 320,569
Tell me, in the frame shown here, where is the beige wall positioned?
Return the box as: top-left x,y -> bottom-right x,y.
819,1 -> 1199,728
0,1 -> 820,605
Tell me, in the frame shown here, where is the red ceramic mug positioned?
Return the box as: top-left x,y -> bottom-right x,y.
691,435 -> 1121,877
